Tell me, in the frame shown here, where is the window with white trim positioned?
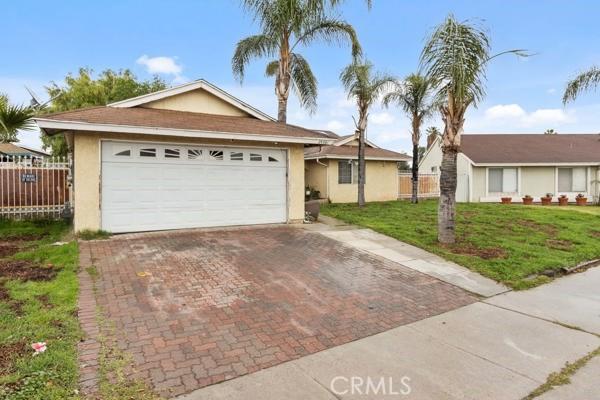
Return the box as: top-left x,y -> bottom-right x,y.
488,167 -> 518,193
338,160 -> 365,184
558,167 -> 587,192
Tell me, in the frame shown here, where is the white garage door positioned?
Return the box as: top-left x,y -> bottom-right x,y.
101,141 -> 287,233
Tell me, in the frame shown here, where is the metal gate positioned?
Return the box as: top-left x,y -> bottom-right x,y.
0,156 -> 72,219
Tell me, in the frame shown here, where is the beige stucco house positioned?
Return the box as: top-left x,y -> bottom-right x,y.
34,79 -> 336,233
304,134 -> 410,203
420,134 -> 600,203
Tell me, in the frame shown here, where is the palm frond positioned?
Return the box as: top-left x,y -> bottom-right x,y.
383,74 -> 437,120
232,34 -> 277,83
0,103 -> 36,143
340,59 -> 395,108
289,53 -> 318,114
294,18 -> 362,58
563,67 -> 600,104
265,60 -> 279,77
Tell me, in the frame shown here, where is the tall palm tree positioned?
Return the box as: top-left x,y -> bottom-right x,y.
233,0 -> 361,123
0,94 -> 36,143
340,59 -> 395,207
563,66 -> 600,104
383,74 -> 436,204
420,14 -> 527,243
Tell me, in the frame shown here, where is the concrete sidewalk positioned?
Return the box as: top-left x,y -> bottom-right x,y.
302,216 -> 508,297
178,221 -> 600,400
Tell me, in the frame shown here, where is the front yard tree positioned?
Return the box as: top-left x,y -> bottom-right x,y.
43,68 -> 167,156
340,59 -> 395,207
383,74 -> 436,204
0,94 -> 35,143
563,66 -> 600,104
233,0 -> 361,123
420,14 -> 527,244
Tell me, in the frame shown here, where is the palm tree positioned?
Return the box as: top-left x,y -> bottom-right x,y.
340,59 -> 395,207
383,74 -> 436,204
233,0 -> 361,123
420,14 -> 527,243
563,67 -> 600,104
0,94 -> 36,143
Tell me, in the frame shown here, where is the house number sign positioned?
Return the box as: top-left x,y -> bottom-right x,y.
21,173 -> 37,183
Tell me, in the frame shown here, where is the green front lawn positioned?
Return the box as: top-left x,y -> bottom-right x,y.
322,200 -> 600,289
0,220 -> 80,399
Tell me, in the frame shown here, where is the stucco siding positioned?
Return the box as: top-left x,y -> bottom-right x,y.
305,160 -> 329,198
472,167 -> 486,201
72,132 -> 304,232
326,160 -> 398,203
142,89 -> 252,117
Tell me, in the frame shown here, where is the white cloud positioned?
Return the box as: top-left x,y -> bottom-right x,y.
370,112 -> 395,125
136,55 -> 182,75
547,88 -> 556,95
326,120 -> 345,131
484,104 -> 526,119
526,108 -> 571,124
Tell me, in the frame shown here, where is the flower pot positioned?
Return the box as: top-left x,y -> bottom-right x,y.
541,197 -> 552,205
522,197 -> 534,205
558,197 -> 569,206
576,197 -> 588,206
501,197 -> 512,204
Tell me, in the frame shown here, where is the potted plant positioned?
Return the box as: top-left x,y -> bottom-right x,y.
558,194 -> 569,206
575,193 -> 588,206
541,193 -> 553,205
500,197 -> 512,204
522,195 -> 534,205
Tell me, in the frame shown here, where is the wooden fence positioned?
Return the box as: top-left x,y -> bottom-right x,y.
0,156 -> 72,219
398,173 -> 440,199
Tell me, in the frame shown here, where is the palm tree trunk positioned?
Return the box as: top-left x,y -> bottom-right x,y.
411,142 -> 419,204
438,148 -> 457,244
357,127 -> 366,207
277,96 -> 288,123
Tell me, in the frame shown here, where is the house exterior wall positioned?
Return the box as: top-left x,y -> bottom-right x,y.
72,132 -> 305,232
305,159 -> 329,198
323,159 -> 398,203
142,88 -> 252,117
419,139 -> 471,201
472,167 -> 486,201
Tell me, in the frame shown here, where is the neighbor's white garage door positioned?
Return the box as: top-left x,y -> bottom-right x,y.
101,141 -> 287,233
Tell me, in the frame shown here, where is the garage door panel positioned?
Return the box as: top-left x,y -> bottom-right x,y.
101,142 -> 287,232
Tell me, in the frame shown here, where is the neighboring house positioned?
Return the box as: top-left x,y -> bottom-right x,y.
420,134 -> 600,203
304,134 -> 411,203
0,143 -> 49,162
34,79 -> 335,233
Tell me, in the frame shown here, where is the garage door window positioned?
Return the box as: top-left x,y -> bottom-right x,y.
209,150 -> 224,161
230,152 -> 244,161
188,149 -> 202,160
268,156 -> 279,163
165,148 -> 180,159
250,153 -> 263,162
115,149 -> 131,157
140,148 -> 156,158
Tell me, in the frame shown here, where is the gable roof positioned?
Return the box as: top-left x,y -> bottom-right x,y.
304,144 -> 410,161
109,79 -> 275,121
460,134 -> 600,164
35,106 -> 335,145
0,143 -> 43,156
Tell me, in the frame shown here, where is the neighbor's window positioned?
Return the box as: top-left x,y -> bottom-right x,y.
488,168 -> 518,193
139,148 -> 156,157
558,167 -> 587,192
338,160 -> 352,184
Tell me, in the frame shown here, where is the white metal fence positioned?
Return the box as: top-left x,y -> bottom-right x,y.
0,155 -> 72,219
398,173 -> 440,198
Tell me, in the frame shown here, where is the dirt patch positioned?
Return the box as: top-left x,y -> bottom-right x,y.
36,294 -> 53,310
547,239 -> 574,251
0,260 -> 56,281
0,244 -> 22,258
0,341 -> 28,375
590,230 -> 600,239
0,233 -> 46,242
461,211 -> 479,219
449,243 -> 507,259
0,285 -> 24,315
518,219 -> 558,236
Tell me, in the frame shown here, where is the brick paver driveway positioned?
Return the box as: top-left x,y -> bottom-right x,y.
79,226 -> 475,397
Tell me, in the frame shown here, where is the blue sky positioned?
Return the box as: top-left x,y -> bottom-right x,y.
3,0 -> 600,153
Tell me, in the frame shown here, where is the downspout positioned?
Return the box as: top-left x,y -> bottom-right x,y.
316,158 -> 329,200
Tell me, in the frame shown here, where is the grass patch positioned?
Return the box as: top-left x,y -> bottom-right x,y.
524,346 -> 600,399
0,220 -> 81,399
322,200 -> 600,289
77,229 -> 111,241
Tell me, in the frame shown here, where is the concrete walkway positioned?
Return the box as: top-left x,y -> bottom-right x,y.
178,221 -> 600,400
303,216 -> 508,297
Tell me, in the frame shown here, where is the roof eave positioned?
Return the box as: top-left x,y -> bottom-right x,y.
34,118 -> 336,145
304,154 -> 408,161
